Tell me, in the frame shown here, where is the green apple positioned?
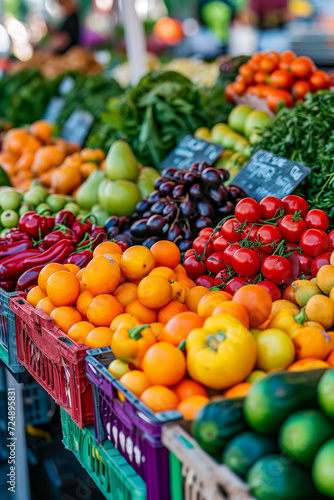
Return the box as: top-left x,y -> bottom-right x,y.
23,189 -> 45,206
98,179 -> 142,217
1,210 -> 19,228
64,202 -> 80,216
19,204 -> 33,216
36,203 -> 52,216
137,172 -> 155,198
0,228 -> 8,237
0,191 -> 21,210
91,204 -> 110,226
46,194 -> 66,212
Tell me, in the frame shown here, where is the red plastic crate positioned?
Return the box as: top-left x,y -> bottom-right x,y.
10,296 -> 93,428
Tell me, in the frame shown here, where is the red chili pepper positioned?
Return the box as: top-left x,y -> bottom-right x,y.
23,240 -> 74,267
5,229 -> 32,243
0,239 -> 7,246
55,210 -> 76,228
44,229 -> 72,248
38,242 -> 49,252
0,281 -> 15,292
19,212 -> 55,239
17,265 -> 45,291
0,249 -> 41,281
72,215 -> 94,245
0,240 -> 33,260
64,249 -> 93,267
89,225 -> 107,249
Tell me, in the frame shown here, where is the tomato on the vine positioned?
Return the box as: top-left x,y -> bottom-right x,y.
184,249 -> 196,260
195,275 -> 215,288
299,229 -> 329,257
262,255 -> 293,284
257,225 -> 282,253
257,280 -> 281,301
295,252 -> 313,274
213,235 -> 230,252
270,69 -> 294,89
304,209 -> 329,231
213,269 -> 231,287
183,255 -> 207,280
225,277 -> 246,295
235,198 -> 261,223
241,224 -> 259,242
221,219 -> 243,243
206,252 -> 226,274
199,228 -> 214,237
310,252 -> 331,276
282,195 -> 309,218
192,236 -> 214,257
292,80 -> 312,101
231,248 -> 262,277
278,214 -> 307,243
224,243 -> 241,267
259,196 -> 283,219
328,230 -> 334,251
310,70 -> 330,90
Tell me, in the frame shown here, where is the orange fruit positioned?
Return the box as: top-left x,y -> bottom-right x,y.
85,327 -> 113,348
64,264 -> 81,275
151,241 -> 181,269
327,350 -> 334,367
177,275 -> 196,289
173,264 -> 187,276
185,286 -> 210,312
171,282 -> 189,303
224,382 -> 251,398
160,312 -> 204,346
197,291 -> 232,318
76,268 -> 85,281
3,129 -> 30,155
174,379 -> 209,400
87,294 -> 124,327
120,370 -> 151,398
46,271 -> 80,307
82,256 -> 121,295
294,328 -> 333,360
35,297 -> 55,316
212,302 -> 250,328
288,358 -> 330,371
157,301 -> 187,324
177,395 -> 209,419
110,313 -> 142,333
150,322 -> 164,339
38,263 -> 68,293
76,291 -> 94,318
23,135 -> 41,154
102,252 -> 122,265
125,299 -> 157,324
93,241 -> 122,257
120,246 -> 155,279
113,283 -> 138,307
30,120 -> 52,143
50,307 -> 82,333
142,342 -> 186,386
67,321 -> 95,344
26,286 -> 46,307
140,386 -> 179,412
149,267 -> 177,282
137,275 -> 173,309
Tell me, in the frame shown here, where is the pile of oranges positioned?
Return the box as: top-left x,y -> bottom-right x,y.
0,120 -> 105,194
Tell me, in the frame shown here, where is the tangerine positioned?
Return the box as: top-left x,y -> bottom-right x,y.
160,312 -> 204,346
140,386 -> 179,412
138,275 -> 173,309
149,267 -> 177,282
64,264 -> 80,275
50,307 -> 82,333
38,263 -> 68,293
35,297 -> 55,316
76,291 -> 94,317
224,382 -> 252,398
142,342 -> 186,386
113,283 -> 138,307
185,286 -> 210,312
212,301 -> 250,328
177,395 -> 209,419
294,328 -> 333,360
26,286 -> 46,307
110,313 -> 141,333
87,294 -> 124,327
120,246 -> 155,279
85,327 -> 113,348
151,241 -> 181,269
93,241 -> 122,257
125,299 -> 157,323
46,271 -> 80,307
82,256 -> 121,295
120,370 -> 151,398
198,291 -> 233,318
67,321 -> 94,344
174,379 -> 209,400
157,301 -> 187,324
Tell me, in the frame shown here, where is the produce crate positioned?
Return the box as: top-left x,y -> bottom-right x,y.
10,296 -> 94,428
60,408 -> 147,500
162,421 -> 254,500
85,348 -> 182,500
0,288 -> 24,373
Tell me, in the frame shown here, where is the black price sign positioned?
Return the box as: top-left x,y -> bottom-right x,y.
160,135 -> 223,171
43,96 -> 65,123
60,110 -> 94,146
232,149 -> 310,201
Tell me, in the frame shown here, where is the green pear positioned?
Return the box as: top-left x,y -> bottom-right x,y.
76,169 -> 106,210
140,167 -> 160,183
91,204 -> 110,226
105,140 -> 139,182
194,127 -> 211,140
137,172 -> 155,199
98,179 -> 141,217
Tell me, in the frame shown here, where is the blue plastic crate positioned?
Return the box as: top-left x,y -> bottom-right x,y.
0,288 -> 24,373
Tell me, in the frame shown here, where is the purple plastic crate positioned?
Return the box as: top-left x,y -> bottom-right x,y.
85,348 -> 182,500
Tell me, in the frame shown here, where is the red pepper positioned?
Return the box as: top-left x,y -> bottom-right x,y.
38,242 -> 49,252
89,225 -> 107,249
0,240 -> 33,260
71,217 -> 94,245
19,212 -> 55,239
40,216 -> 55,237
0,249 -> 41,281
55,210 -> 76,228
44,229 -> 72,248
17,265 -> 45,291
0,281 -> 15,292
117,240 -> 129,252
64,249 -> 93,267
23,240 -> 74,267
5,229 -> 31,243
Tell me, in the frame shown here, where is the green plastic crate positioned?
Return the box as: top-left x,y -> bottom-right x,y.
60,408 -> 146,500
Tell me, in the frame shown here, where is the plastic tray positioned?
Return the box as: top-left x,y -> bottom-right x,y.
0,288 -> 24,373
162,421 -> 254,500
10,296 -> 93,428
60,408 -> 146,500
85,348 -> 182,500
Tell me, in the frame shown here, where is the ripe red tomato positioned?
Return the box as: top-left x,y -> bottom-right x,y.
225,83 -> 236,102
259,196 -> 283,219
328,230 -> 334,251
195,275 -> 215,288
290,56 -> 314,79
192,236 -> 214,257
299,229 -> 329,257
199,228 -> 214,237
266,89 -> 293,113
310,70 -> 330,90
295,252 -> 313,275
225,277 -> 246,295
223,243 -> 241,267
260,54 -> 279,73
241,224 -> 259,242
310,252 -> 331,276
304,209 -> 329,231
262,255 -> 293,284
213,235 -> 230,252
184,249 -> 196,260
235,198 -> 261,223
239,64 -> 255,85
292,80 -> 312,101
282,195 -> 309,218
254,71 -> 267,84
213,269 -> 231,286
248,52 -> 262,72
183,255 -> 207,280
221,219 -> 243,243
270,69 -> 294,89
279,50 -> 296,70
278,215 -> 307,243
257,225 -> 283,253
206,252 -> 226,274
231,248 -> 262,277
257,280 -> 281,301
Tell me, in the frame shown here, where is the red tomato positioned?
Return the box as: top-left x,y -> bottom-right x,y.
328,230 -> 334,251
184,249 -> 197,260
257,225 -> 283,253
221,219 -> 243,243
199,228 -> 214,237
290,56 -> 314,79
183,255 -> 207,280
310,70 -> 330,90
292,80 -> 312,100
206,252 -> 226,274
262,255 -> 293,284
266,89 -> 293,113
213,235 -> 230,252
270,69 -> 294,89
278,215 -> 307,243
299,229 -> 329,257
259,196 -> 283,219
257,280 -> 281,301
310,252 -> 332,276
254,71 -> 267,84
282,195 -> 309,218
213,269 -> 231,287
249,52 -> 262,72
223,243 -> 241,267
239,64 -> 255,85
295,252 -> 313,275
225,83 -> 236,102
192,236 -> 214,258
304,209 -> 329,231
260,54 -> 279,73
279,50 -> 296,70
233,80 -> 247,96
231,248 -> 262,277
195,275 -> 215,288
241,224 -> 259,242
247,85 -> 272,98
225,277 -> 246,295
235,198 -> 261,223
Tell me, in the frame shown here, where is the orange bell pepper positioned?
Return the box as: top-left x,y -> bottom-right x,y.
111,324 -> 156,367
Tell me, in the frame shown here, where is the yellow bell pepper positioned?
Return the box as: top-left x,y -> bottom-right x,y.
267,309 -> 301,339
111,324 -> 156,368
186,313 -> 257,390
